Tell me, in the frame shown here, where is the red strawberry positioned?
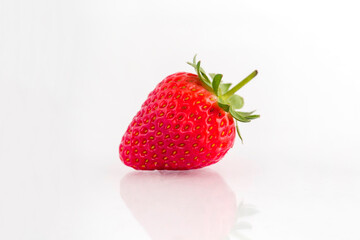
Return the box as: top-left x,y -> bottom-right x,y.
119,56 -> 259,170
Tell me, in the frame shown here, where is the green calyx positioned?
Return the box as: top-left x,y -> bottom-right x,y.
187,55 -> 260,142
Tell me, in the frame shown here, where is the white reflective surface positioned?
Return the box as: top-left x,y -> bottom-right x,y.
1,150 -> 359,239
1,0 -> 360,239
121,170 -> 239,240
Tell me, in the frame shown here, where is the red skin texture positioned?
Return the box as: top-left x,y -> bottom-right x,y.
119,72 -> 236,170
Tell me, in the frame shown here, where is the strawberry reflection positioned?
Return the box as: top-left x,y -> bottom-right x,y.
120,169 -> 256,240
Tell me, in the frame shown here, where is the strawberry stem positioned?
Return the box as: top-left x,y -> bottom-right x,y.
187,55 -> 260,143
222,70 -> 258,100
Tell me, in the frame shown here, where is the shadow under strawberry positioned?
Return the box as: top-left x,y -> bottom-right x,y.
120,169 -> 238,240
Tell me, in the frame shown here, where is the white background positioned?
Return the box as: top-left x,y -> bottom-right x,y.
1,0 -> 360,239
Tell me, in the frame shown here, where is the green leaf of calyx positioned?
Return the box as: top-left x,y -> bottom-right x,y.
212,74 -> 223,96
235,121 -> 244,144
219,83 -> 232,95
229,107 -> 250,122
237,111 -> 255,116
187,56 -> 210,83
245,114 -> 260,120
196,61 -> 211,83
195,61 -> 212,91
193,54 -> 197,65
186,62 -> 196,68
208,73 -> 216,79
200,71 -> 211,83
228,95 -> 244,109
237,111 -> 260,120
217,99 -> 230,112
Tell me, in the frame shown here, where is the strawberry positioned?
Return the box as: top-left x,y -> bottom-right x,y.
119,56 -> 259,170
